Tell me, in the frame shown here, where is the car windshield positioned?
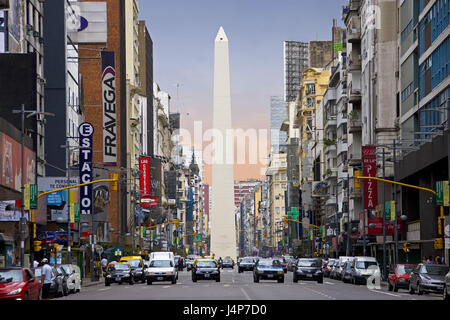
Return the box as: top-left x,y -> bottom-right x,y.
297,260 -> 321,267
258,260 -> 280,267
122,260 -> 141,268
242,259 -> 254,263
328,261 -> 335,266
108,264 -> 129,271
197,261 -> 217,268
61,265 -> 71,274
356,261 -> 377,269
397,265 -> 415,275
422,265 -> 449,275
224,260 -> 232,263
0,270 -> 24,283
150,260 -> 173,268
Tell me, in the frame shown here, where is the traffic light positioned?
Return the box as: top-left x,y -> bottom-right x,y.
110,173 -> 119,191
434,238 -> 444,250
402,242 -> 410,253
283,216 -> 288,224
33,241 -> 42,252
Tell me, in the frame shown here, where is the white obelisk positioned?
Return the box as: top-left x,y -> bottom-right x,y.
210,27 -> 236,260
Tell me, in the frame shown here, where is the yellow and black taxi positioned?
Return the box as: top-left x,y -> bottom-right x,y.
253,258 -> 285,283
192,259 -> 220,283
119,256 -> 146,283
104,262 -> 134,286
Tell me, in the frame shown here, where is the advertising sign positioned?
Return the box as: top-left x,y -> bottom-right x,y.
79,122 -> 94,215
436,181 -> 443,205
367,217 -> 402,235
312,181 -> 328,197
444,181 -> 449,207
0,201 -> 29,221
0,132 -> 36,192
36,231 -> 75,244
139,156 -> 151,208
362,146 -> 377,209
101,51 -> 117,165
67,2 -> 108,44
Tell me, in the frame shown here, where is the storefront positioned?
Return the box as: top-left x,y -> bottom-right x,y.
0,233 -> 14,267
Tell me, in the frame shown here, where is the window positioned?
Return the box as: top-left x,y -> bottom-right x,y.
276,207 -> 280,214
275,174 -> 280,181
281,173 -> 287,180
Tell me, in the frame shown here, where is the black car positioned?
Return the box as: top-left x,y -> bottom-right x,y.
222,259 -> 234,269
293,258 -> 323,284
33,266 -> 65,298
409,263 -> 449,295
253,259 -> 284,283
192,260 -> 220,282
238,257 -> 256,273
104,262 -> 134,286
121,259 -> 145,283
55,266 -> 69,296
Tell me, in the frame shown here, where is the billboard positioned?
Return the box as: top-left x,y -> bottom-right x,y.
79,122 -> 94,215
139,156 -> 151,208
312,181 -> 328,197
0,201 -> 29,221
0,132 -> 36,192
101,51 -> 117,165
67,2 -> 107,44
362,146 -> 377,209
367,217 -> 402,235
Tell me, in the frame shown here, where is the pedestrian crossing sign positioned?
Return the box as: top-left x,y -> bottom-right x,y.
114,246 -> 122,256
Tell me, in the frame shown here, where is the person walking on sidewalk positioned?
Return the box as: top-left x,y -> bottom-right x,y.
41,258 -> 53,300
101,255 -> 108,274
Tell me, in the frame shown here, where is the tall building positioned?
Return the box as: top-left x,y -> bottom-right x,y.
43,0 -> 83,176
270,96 -> 288,153
210,27 -> 236,260
234,179 -> 261,208
284,41 -> 309,102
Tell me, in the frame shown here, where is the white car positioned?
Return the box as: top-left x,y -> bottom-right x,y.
145,259 -> 177,285
61,264 -> 81,293
350,256 -> 380,285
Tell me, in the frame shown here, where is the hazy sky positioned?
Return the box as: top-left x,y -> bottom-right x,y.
139,0 -> 344,183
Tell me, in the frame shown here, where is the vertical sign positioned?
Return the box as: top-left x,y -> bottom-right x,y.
384,201 -> 391,220
139,156 -> 151,208
436,181 -> 443,205
362,146 -> 378,209
24,184 -> 30,211
443,181 -> 449,207
30,184 -> 38,209
79,122 -> 94,215
390,200 -> 396,221
101,51 -> 117,165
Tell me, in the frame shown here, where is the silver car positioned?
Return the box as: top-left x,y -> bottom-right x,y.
60,264 -> 81,293
443,270 -> 450,301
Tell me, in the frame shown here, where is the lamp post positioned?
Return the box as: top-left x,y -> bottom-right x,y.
12,105 -> 54,267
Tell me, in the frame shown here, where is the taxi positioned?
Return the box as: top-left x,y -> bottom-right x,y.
104,262 -> 134,286
192,259 -> 220,282
120,256 -> 146,283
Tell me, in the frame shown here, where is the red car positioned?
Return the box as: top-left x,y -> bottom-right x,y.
388,264 -> 416,292
0,267 -> 42,300
273,257 -> 288,273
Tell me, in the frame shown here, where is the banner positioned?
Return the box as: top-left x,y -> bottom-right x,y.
30,184 -> 38,209
101,51 -> 117,165
0,201 -> 29,221
384,201 -> 390,220
367,217 -> 402,235
444,181 -> 449,207
390,200 -> 396,221
139,156 -> 151,207
362,146 -> 378,209
79,122 -> 94,215
24,184 -> 30,211
436,181 -> 444,205
68,2 -> 108,44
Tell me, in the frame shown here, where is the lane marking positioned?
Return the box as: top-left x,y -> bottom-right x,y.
224,284 -> 230,287
163,286 -> 171,289
98,288 -> 111,291
240,287 -> 251,300
325,282 -> 335,285
369,289 -> 400,298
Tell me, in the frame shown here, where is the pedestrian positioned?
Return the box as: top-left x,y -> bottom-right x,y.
422,256 -> 427,263
426,256 -> 432,264
101,255 -> 108,274
33,259 -> 39,268
178,257 -> 183,271
41,258 -> 53,300
435,256 -> 441,265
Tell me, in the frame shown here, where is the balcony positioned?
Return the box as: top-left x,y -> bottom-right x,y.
348,52 -> 362,71
323,87 -> 337,105
347,15 -> 361,43
337,142 -> 348,156
324,168 -> 338,181
348,143 -> 362,166
348,110 -> 362,133
325,144 -> 337,155
324,117 -> 337,131
349,185 -> 362,199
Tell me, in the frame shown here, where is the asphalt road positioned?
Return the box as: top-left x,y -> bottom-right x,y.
59,268 -> 443,301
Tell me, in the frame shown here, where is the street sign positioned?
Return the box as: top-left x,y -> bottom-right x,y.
287,207 -> 300,221
114,246 -> 123,256
444,181 -> 449,207
436,181 -> 444,205
30,184 -> 38,209
79,122 -> 94,215
362,146 -> 378,209
384,201 -> 390,220
24,184 -> 30,211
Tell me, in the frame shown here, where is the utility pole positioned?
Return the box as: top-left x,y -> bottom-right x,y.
66,146 -> 71,265
393,140 -> 399,265
382,148 -> 387,280
346,172 -> 351,257
335,182 -> 339,259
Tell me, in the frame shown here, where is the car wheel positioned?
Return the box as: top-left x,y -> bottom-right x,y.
147,279 -> 152,285
129,279 -> 134,285
318,278 -> 323,284
388,282 -> 393,291
293,275 -> 298,283
254,276 -> 259,283
393,283 -> 399,292
278,277 -> 284,283
192,276 -> 197,283
417,283 -> 423,295
409,282 -> 415,294
172,277 -> 177,285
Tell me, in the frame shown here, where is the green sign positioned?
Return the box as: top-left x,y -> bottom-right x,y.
384,201 -> 391,220
30,184 -> 38,209
193,234 -> 202,242
334,42 -> 343,51
436,181 -> 444,205
288,207 -> 300,221
74,203 -> 80,223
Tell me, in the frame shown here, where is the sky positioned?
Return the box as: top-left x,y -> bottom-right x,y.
139,0 -> 344,184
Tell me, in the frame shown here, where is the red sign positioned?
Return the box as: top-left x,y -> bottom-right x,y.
362,146 -> 377,209
141,196 -> 158,208
367,218 -> 402,235
139,156 -> 152,208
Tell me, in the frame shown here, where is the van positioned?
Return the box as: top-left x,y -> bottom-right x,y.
351,256 -> 380,285
150,251 -> 174,261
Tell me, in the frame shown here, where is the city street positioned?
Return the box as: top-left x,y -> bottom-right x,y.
58,269 -> 442,301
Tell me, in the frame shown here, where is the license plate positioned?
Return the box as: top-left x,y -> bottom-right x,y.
307,274 -> 313,278
116,277 -> 120,281
204,274 -> 210,278
157,277 -> 164,281
267,274 -> 273,278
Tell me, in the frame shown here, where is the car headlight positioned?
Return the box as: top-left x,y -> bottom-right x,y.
107,275 -> 112,278
422,278 -> 432,284
148,272 -> 155,276
124,274 -> 130,277
278,271 -> 284,274
256,270 -> 263,274
166,272 -> 173,275
315,270 -> 322,274
297,269 -> 303,273
7,288 -> 22,295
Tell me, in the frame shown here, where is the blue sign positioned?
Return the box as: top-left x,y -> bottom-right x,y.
79,122 -> 94,215
47,191 -> 63,206
114,246 -> 123,256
